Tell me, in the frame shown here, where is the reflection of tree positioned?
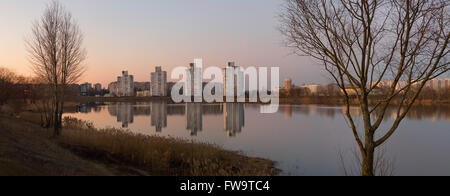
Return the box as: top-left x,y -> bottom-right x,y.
339,146 -> 396,176
151,101 -> 167,133
223,103 -> 245,137
186,103 -> 203,136
281,105 -> 450,121
369,105 -> 450,122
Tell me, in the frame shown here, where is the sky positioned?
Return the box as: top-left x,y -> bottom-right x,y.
0,0 -> 328,87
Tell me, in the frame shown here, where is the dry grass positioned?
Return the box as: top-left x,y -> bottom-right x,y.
58,117 -> 279,176
0,116 -> 115,176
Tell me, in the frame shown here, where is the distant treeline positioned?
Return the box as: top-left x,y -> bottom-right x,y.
279,85 -> 450,102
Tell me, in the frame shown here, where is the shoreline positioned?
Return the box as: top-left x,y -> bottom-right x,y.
0,112 -> 280,176
66,96 -> 450,107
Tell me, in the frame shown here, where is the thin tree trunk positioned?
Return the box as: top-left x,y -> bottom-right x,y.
53,90 -> 61,136
58,95 -> 65,134
362,133 -> 375,176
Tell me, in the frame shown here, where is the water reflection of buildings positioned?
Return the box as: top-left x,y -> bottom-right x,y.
223,103 -> 245,137
79,105 -> 92,113
85,103 -> 449,139
115,103 -> 134,128
186,103 -> 203,136
94,106 -> 102,113
104,102 -> 244,137
108,103 -> 151,128
105,103 -> 224,134
78,103 -> 105,114
151,101 -> 167,132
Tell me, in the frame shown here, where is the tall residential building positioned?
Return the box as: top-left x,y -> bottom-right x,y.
108,82 -> 118,96
94,83 -> 102,92
186,60 -> 203,99
223,62 -> 244,97
151,66 -> 167,97
80,82 -> 92,96
117,71 -> 134,97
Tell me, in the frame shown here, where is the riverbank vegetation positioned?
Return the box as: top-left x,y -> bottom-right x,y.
0,107 -> 279,176
60,117 -> 278,176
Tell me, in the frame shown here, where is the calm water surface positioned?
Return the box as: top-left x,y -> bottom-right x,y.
64,102 -> 450,176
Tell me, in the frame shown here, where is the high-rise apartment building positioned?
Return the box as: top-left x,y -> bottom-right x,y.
80,82 -> 92,96
223,62 -> 244,98
94,83 -> 102,92
186,59 -> 203,100
151,66 -> 167,97
117,71 -> 134,97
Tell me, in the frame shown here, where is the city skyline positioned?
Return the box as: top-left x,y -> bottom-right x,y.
0,0 -> 324,87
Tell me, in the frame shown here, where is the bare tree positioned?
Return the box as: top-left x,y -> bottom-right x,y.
0,67 -> 17,106
339,145 -> 396,176
280,0 -> 449,176
27,0 -> 86,136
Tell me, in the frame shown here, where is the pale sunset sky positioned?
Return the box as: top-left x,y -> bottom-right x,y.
0,0 -> 328,87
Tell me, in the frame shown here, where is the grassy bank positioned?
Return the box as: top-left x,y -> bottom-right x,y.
0,108 -> 279,176
0,116 -> 114,176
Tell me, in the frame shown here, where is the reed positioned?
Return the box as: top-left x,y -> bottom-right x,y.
59,117 -> 279,176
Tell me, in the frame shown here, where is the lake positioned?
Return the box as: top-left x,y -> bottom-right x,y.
64,102 -> 450,176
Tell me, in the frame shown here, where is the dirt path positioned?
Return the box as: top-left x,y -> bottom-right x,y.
0,117 -> 114,176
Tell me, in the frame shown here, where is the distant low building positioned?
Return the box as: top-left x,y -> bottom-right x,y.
134,82 -> 150,91
301,84 -> 322,96
341,87 -> 359,96
427,78 -> 450,91
285,78 -> 293,90
136,90 -> 151,97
